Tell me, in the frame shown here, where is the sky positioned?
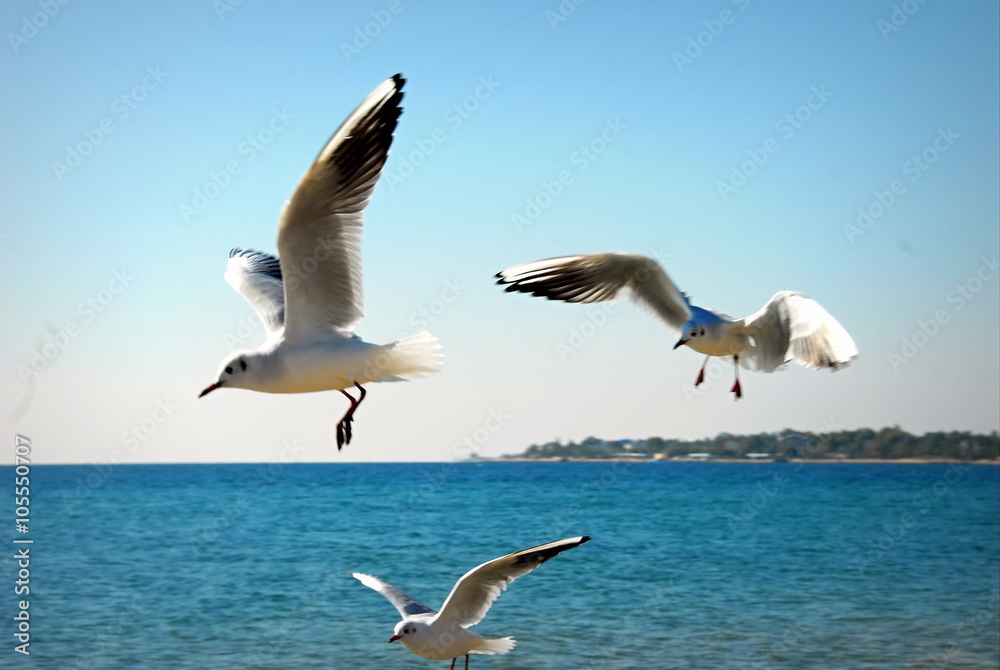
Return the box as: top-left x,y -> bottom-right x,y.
1,0 -> 998,464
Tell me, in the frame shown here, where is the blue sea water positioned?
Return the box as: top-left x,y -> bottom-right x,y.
2,462 -> 998,669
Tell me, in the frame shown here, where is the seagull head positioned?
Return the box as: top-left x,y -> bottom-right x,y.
389,619 -> 426,647
199,350 -> 259,397
674,320 -> 707,350
388,619 -> 459,661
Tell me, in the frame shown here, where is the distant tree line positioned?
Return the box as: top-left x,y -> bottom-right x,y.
514,427 -> 1000,461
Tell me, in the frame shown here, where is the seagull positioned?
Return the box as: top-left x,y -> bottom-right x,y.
353,536 -> 590,669
198,74 -> 442,449
496,253 -> 857,399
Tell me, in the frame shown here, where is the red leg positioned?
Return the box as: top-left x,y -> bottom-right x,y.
695,355 -> 710,386
336,382 -> 368,450
730,355 -> 742,400
449,658 -> 456,670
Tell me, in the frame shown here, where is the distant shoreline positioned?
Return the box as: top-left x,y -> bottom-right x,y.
470,457 -> 1000,465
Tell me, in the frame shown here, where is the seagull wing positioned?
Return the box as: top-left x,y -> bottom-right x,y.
434,536 -> 590,629
739,291 -> 858,372
496,253 -> 690,330
224,248 -> 285,342
352,572 -> 438,619
277,74 -> 404,345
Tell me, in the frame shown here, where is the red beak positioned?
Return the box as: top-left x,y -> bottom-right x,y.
198,381 -> 223,398
673,338 -> 688,350
388,635 -> 401,643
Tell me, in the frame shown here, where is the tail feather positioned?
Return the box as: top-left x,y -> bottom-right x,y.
369,331 -> 443,381
470,636 -> 516,656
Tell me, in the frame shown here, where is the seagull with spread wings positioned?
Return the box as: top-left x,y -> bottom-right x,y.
497,253 -> 857,399
353,536 -> 590,669
199,75 -> 442,449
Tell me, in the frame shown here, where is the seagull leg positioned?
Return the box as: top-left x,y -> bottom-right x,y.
449,658 -> 456,670
694,355 -> 710,386
731,355 -> 742,400
335,383 -> 368,450
465,654 -> 470,669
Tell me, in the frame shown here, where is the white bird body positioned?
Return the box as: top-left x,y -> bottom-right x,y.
199,75 -> 442,448
353,536 -> 590,668
497,253 -> 857,398
681,306 -> 743,358
389,617 -> 514,662
220,332 -> 438,395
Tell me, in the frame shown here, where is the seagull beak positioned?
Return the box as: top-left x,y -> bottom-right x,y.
388,635 -> 401,643
673,338 -> 688,350
198,381 -> 223,398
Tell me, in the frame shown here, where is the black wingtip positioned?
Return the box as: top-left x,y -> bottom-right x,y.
390,73 -> 405,109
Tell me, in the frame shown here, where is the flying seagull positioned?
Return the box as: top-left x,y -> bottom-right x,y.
199,74 -> 442,448
496,253 -> 857,399
353,536 -> 590,669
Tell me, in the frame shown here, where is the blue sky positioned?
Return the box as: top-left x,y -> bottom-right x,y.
2,0 -> 997,464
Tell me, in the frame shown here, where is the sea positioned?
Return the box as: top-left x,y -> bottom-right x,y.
3,461 -> 998,669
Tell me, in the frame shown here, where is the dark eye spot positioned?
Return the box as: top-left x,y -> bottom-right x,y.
239,360 -> 247,371
224,366 -> 233,374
